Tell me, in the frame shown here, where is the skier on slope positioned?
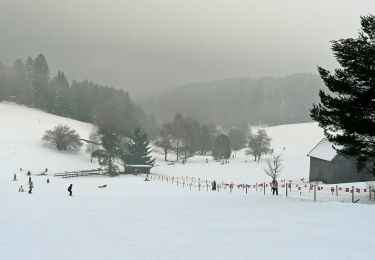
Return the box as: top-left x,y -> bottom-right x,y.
68,184 -> 73,196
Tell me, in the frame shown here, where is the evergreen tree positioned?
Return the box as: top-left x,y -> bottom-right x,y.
0,62 -> 11,101
212,134 -> 231,160
24,57 -> 34,75
92,127 -> 121,176
31,54 -> 50,108
125,128 -> 155,166
311,15 -> 375,175
197,125 -> 214,155
50,71 -> 70,115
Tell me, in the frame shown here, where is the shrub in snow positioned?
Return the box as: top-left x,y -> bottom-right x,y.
42,125 -> 83,151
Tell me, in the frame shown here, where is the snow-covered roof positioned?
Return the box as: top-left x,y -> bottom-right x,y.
307,138 -> 337,162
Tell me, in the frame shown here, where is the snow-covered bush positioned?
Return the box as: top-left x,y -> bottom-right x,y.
42,124 -> 83,151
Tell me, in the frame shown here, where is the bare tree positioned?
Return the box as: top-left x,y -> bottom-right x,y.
154,122 -> 173,161
264,154 -> 283,179
248,129 -> 272,163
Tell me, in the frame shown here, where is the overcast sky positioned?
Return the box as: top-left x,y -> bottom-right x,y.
0,0 -> 374,97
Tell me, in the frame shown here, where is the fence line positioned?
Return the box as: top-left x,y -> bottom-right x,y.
141,173 -> 375,204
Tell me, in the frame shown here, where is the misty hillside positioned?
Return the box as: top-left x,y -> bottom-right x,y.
140,74 -> 325,126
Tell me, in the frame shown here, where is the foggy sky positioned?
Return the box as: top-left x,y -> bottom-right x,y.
0,0 -> 374,98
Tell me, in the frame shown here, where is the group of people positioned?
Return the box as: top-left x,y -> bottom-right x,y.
209,179 -> 279,195
14,169 -> 73,196
17,180 -> 33,194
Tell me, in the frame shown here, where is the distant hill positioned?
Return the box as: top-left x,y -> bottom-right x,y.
140,73 -> 325,126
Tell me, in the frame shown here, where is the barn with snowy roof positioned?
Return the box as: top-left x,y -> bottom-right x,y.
307,139 -> 373,184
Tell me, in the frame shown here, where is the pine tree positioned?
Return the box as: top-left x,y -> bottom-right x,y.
212,134 -> 231,160
24,57 -> 34,75
125,128 -> 155,166
31,54 -> 50,109
197,125 -> 213,155
311,15 -> 375,175
50,70 -> 70,115
92,127 -> 121,176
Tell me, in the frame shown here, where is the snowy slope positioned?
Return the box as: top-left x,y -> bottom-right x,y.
153,122 -> 326,183
1,102 -> 374,260
0,102 -> 99,176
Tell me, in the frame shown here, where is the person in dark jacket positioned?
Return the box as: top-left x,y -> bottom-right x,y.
28,176 -> 32,184
28,182 -> 33,194
212,180 -> 217,191
271,179 -> 279,196
68,184 -> 73,196
13,173 -> 17,181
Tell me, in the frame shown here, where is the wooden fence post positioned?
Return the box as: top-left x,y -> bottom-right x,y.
336,185 -> 338,196
263,182 -> 265,195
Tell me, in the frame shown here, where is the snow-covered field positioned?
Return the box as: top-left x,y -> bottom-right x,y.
1,102 -> 374,260
153,122 -> 326,184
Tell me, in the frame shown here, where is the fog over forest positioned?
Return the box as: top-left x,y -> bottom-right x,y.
0,0 -> 373,98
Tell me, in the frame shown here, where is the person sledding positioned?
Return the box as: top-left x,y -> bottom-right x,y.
18,186 -> 24,192
68,184 -> 73,196
98,184 -> 107,188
